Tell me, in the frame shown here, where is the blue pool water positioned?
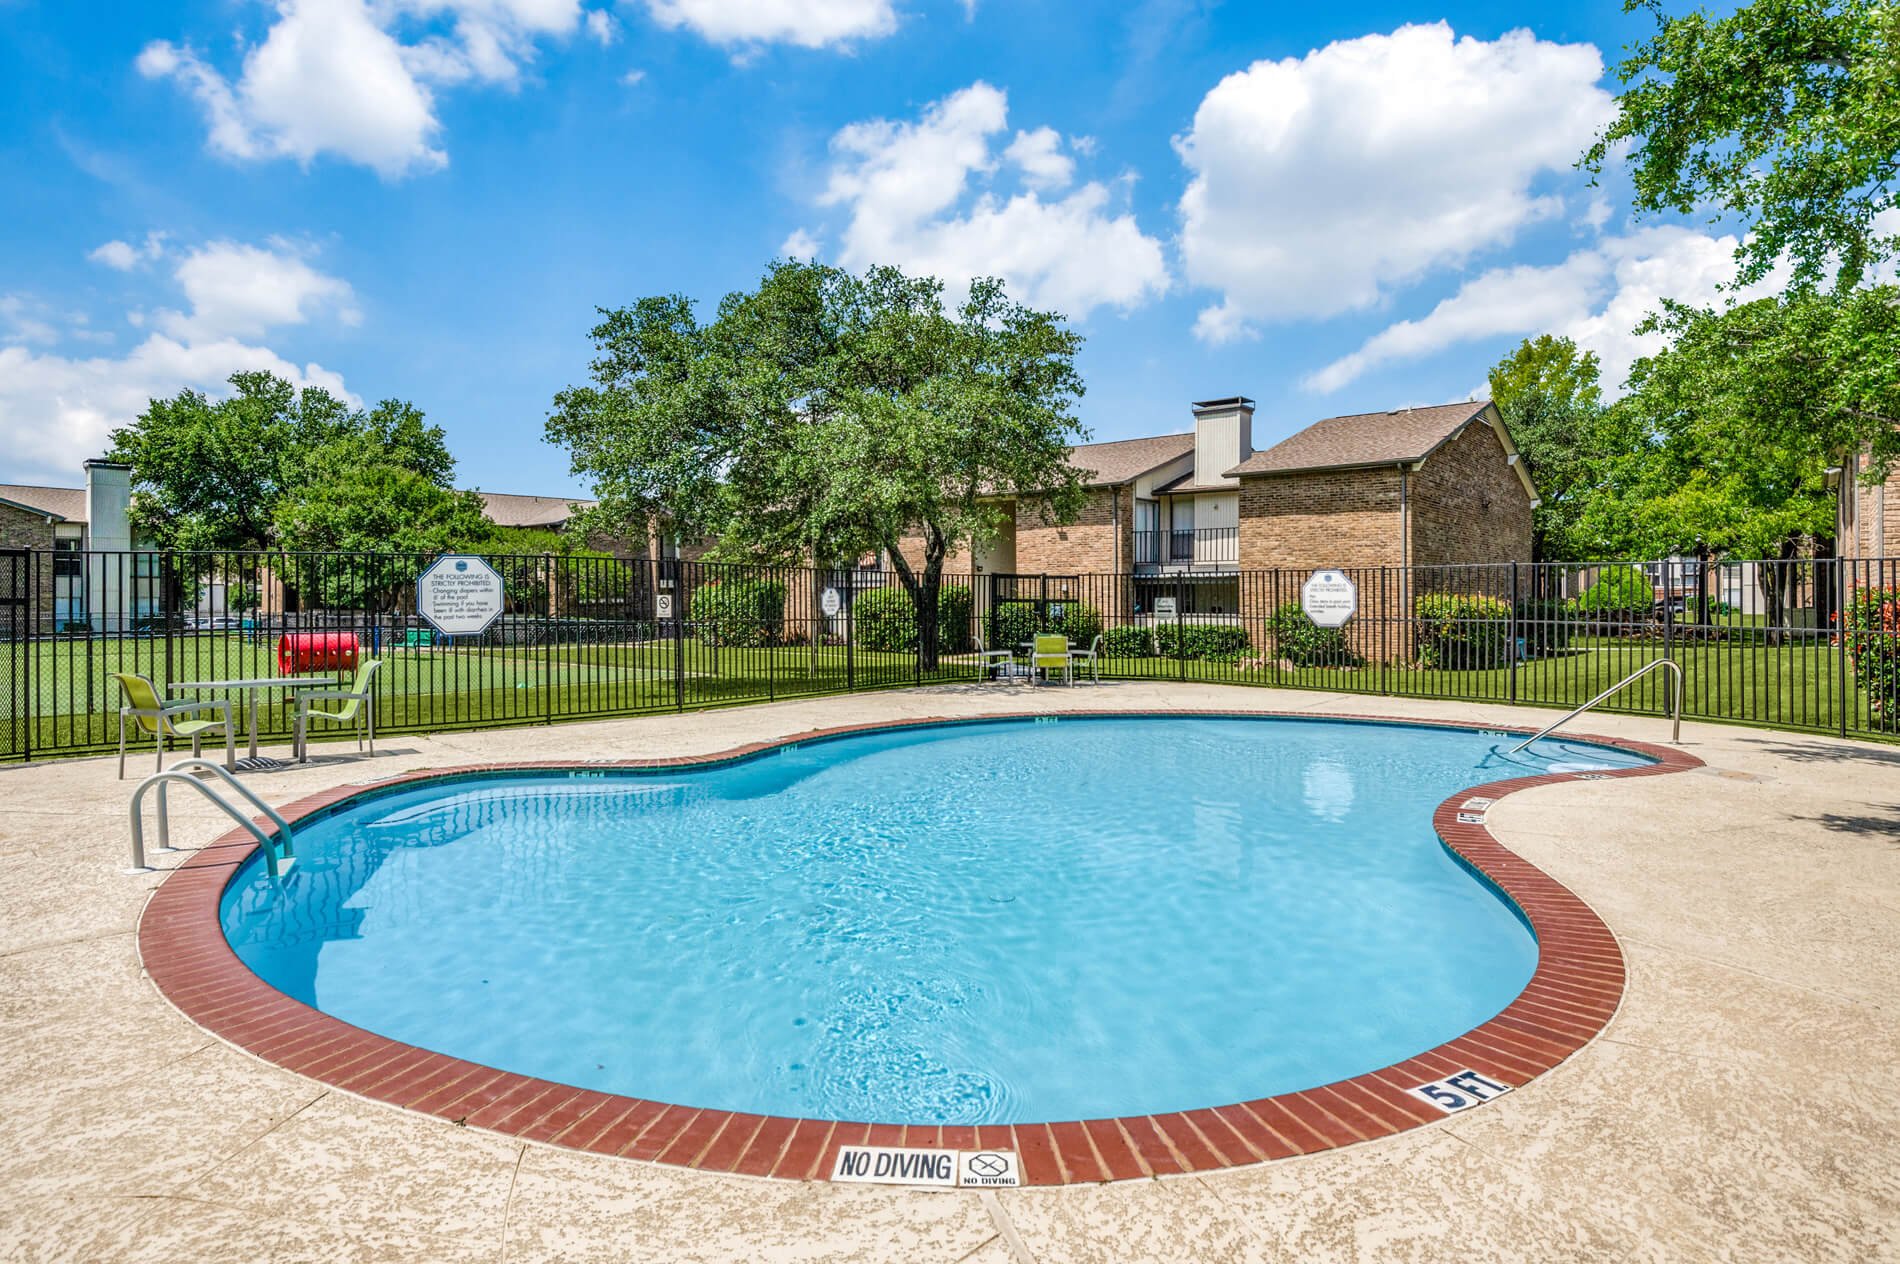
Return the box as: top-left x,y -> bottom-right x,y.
221,716 -> 1650,1124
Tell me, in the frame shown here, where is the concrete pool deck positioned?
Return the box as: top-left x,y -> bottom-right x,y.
2,682 -> 1896,1262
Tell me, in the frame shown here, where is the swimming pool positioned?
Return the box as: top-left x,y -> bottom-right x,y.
216,715 -> 1652,1129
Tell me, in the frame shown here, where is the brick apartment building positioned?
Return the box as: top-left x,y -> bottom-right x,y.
905,395 -> 1537,617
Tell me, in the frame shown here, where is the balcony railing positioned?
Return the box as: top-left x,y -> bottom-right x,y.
1133,528 -> 1238,570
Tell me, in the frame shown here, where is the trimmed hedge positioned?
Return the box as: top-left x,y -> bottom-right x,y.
1267,602 -> 1353,667
1155,622 -> 1252,663
1415,592 -> 1513,669
689,578 -> 786,647
1846,585 -> 1900,730
987,599 -> 1103,651
851,584 -> 974,654
1101,624 -> 1155,658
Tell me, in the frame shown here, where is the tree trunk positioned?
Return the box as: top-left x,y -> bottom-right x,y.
885,526 -> 948,673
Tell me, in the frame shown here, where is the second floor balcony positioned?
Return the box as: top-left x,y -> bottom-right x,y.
1134,527 -> 1238,572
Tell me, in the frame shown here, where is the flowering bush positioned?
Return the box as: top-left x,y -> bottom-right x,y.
1845,586 -> 1900,729
1415,593 -> 1513,669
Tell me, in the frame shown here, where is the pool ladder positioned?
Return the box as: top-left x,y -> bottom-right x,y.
1507,659 -> 1684,755
127,758 -> 296,878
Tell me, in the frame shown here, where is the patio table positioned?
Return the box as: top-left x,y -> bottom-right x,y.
172,676 -> 340,771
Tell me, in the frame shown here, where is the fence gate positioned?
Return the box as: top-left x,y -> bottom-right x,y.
0,550 -> 30,762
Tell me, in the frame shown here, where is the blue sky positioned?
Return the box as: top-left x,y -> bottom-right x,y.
0,0 -> 1763,497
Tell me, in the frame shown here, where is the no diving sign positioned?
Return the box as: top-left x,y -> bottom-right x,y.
831,1145 -> 1021,1188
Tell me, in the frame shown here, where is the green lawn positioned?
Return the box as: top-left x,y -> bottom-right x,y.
5,628 -> 1891,760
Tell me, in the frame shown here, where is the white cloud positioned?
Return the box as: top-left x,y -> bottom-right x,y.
0,296 -> 60,347
793,82 -> 1169,319
640,0 -> 896,49
157,241 -> 360,342
1176,22 -> 1616,339
1304,226 -> 1791,396
88,241 -> 141,271
584,8 -> 618,45
87,233 -> 167,271
1004,127 -> 1073,191
138,0 -> 588,178
780,228 -> 821,259
0,239 -> 359,482
619,67 -> 646,85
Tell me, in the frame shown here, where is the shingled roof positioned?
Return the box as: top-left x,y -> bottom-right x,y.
0,483 -> 87,521
1225,401 -> 1495,477
1065,432 -> 1195,486
476,491 -> 596,529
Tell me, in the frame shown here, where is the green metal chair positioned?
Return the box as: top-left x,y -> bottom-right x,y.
1031,633 -> 1073,686
1069,633 -> 1103,683
293,659 -> 383,763
112,672 -> 234,780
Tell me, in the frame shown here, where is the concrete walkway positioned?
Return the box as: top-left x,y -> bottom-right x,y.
2,682 -> 1895,1263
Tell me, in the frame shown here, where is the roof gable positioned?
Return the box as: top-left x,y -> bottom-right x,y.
1225,401 -> 1493,477
0,483 -> 86,522
1064,432 -> 1195,487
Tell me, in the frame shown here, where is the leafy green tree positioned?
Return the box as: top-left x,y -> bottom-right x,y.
109,371 -> 459,551
547,261 -> 1089,668
1584,0 -> 1900,290
1487,334 -> 1603,417
1486,336 -> 1612,560
1567,293 -> 1899,621
271,458 -> 494,609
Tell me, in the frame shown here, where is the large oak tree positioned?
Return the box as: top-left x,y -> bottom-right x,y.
546,262 -> 1088,668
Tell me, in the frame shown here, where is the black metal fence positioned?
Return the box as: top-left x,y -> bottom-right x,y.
2,548 -> 1896,762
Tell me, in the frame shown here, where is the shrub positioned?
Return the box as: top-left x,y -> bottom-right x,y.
689,578 -> 786,647
1845,586 -> 1900,730
986,599 -> 1101,651
851,584 -> 974,654
1515,597 -> 1574,658
1415,593 -> 1514,669
989,600 -> 1041,651
1576,566 -> 1654,615
1267,602 -> 1353,667
1044,599 -> 1103,647
1101,624 -> 1155,659
1155,622 -> 1252,663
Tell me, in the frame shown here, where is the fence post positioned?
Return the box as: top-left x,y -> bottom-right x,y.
1837,556 -> 1849,738
672,568 -> 686,712
1508,562 -> 1519,705
1660,559 -> 1675,717
846,576 -> 855,693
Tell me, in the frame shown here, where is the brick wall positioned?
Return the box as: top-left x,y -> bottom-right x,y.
1235,467 -> 1405,571
1852,458 -> 1900,557
0,503 -> 56,552
0,506 -> 56,635
1409,417 -> 1533,567
1015,487 -> 1131,575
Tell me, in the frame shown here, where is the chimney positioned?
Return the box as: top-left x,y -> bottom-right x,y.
84,460 -> 132,633
1190,397 -> 1255,487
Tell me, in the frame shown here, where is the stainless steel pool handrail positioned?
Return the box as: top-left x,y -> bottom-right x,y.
128,758 -> 296,878
1507,659 -> 1684,754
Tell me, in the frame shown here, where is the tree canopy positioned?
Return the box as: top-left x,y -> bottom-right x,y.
547,261 -> 1089,666
1486,336 -> 1611,561
109,371 -> 466,554
1584,0 -> 1900,290
1571,295 -> 1867,564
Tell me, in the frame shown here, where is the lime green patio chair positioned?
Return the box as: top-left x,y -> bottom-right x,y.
293,659 -> 383,763
1031,633 -> 1073,686
112,673 -> 234,780
1069,633 -> 1103,683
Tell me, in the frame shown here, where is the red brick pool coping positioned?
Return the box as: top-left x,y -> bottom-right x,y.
137,709 -> 1701,1185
